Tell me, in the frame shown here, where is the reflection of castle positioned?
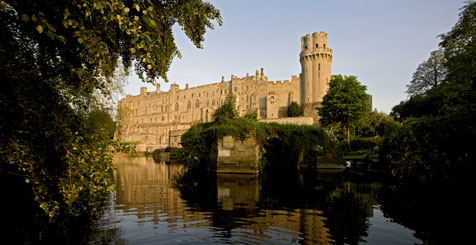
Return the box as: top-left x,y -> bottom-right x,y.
115,32 -> 333,151
113,157 -> 332,243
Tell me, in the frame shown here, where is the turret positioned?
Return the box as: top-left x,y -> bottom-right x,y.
140,87 -> 147,96
300,32 -> 332,105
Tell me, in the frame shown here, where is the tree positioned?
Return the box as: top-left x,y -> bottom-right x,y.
406,49 -> 447,96
287,101 -> 303,117
244,109 -> 258,121
358,110 -> 401,137
318,75 -> 370,141
381,2 -> 476,183
0,0 -> 221,222
212,94 -> 238,123
85,109 -> 116,140
440,1 -> 476,91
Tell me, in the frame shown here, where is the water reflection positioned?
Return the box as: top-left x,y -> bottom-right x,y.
90,156 -> 427,244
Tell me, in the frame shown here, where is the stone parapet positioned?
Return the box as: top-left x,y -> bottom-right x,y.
216,135 -> 260,174
259,116 -> 314,125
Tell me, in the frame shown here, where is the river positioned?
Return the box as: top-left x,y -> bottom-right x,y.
84,155 -> 472,244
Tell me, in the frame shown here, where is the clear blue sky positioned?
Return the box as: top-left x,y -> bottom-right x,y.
123,0 -> 467,113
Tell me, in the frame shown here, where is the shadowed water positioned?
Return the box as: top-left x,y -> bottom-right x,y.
87,156 -> 471,244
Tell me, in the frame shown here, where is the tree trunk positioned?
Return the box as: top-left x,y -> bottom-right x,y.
347,127 -> 350,141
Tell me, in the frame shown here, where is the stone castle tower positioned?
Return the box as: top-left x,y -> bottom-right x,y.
116,32 -> 332,152
300,32 -> 332,114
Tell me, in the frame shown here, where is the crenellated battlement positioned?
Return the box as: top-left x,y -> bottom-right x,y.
116,32 -> 333,151
299,31 -> 332,105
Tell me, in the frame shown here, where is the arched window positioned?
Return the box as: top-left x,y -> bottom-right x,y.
187,101 -> 191,110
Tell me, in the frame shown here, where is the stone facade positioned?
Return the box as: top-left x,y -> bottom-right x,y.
215,135 -> 261,174
115,32 -> 333,152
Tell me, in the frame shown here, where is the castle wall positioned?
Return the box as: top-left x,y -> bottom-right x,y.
115,32 -> 332,152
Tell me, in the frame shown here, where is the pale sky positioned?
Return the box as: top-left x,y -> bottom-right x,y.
122,0 -> 467,113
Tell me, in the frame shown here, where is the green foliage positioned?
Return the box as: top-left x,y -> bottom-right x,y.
178,115 -> 340,169
383,2 -> 476,183
349,137 -> 382,152
406,49 -> 447,96
318,75 -> 370,140
391,88 -> 446,121
358,110 -> 401,137
243,109 -> 258,121
287,101 -> 303,117
439,1 -> 476,92
379,115 -> 475,183
212,93 -> 238,123
0,0 -> 221,220
177,122 -> 214,168
260,123 -> 340,167
85,109 -> 116,140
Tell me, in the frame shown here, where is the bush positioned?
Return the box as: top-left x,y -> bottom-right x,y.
379,115 -> 475,183
178,117 -> 341,169
287,101 -> 303,117
349,137 -> 382,151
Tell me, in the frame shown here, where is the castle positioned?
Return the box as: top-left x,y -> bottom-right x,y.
115,32 -> 333,152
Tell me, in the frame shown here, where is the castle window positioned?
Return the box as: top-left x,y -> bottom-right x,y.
318,64 -> 320,70
187,101 -> 191,110
192,94 -> 194,98
195,100 -> 199,108
324,44 -> 326,49
175,103 -> 179,111
162,116 -> 164,121
316,44 -> 319,48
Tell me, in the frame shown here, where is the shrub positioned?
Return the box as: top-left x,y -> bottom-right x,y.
287,101 -> 303,117
349,137 -> 382,151
379,115 -> 475,183
178,118 -> 341,169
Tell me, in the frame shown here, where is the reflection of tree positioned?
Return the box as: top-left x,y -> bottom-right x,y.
323,189 -> 370,244
260,168 -> 378,244
174,166 -> 383,244
378,182 -> 473,244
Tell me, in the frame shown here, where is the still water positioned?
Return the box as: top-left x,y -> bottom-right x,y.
87,156 -> 464,244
